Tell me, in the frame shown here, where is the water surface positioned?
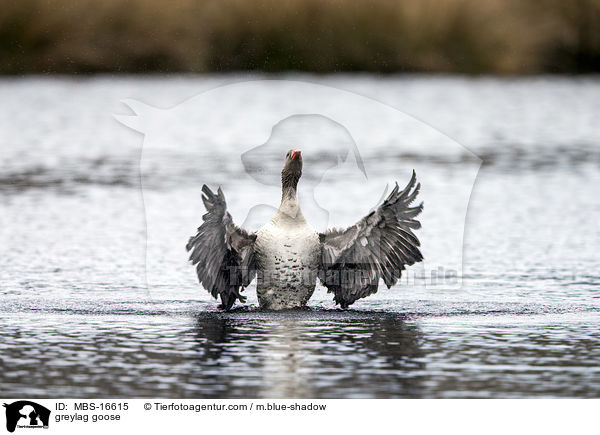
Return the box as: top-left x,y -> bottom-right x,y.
1,75 -> 599,398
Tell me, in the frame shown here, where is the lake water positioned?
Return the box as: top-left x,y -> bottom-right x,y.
1,75 -> 599,398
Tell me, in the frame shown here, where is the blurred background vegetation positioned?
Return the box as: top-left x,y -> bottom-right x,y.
1,0 -> 599,74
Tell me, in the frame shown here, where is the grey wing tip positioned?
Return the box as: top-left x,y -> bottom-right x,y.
217,186 -> 226,203
385,182 -> 400,203
409,170 -> 418,188
201,184 -> 214,205
185,235 -> 196,252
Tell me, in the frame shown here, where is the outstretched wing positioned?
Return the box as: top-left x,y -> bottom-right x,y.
186,185 -> 257,310
318,171 -> 423,308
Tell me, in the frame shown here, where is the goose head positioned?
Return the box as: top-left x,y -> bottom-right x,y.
281,149 -> 302,195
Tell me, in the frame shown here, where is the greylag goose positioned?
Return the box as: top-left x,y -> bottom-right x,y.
186,149 -> 423,310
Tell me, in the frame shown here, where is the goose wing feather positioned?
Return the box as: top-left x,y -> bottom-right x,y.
318,171 -> 423,308
186,185 -> 257,310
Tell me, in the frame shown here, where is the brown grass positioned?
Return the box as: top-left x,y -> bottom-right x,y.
0,0 -> 599,74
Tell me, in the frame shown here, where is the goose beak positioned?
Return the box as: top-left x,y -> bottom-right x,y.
290,150 -> 301,160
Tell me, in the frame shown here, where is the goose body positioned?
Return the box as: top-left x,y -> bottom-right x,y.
187,149 -> 423,311
255,198 -> 320,309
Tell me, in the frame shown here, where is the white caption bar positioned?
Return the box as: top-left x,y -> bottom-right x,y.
0,399 -> 597,435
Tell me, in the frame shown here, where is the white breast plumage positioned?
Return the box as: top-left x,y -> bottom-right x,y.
254,210 -> 320,309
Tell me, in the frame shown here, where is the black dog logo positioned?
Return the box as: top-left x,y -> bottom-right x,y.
3,401 -> 50,433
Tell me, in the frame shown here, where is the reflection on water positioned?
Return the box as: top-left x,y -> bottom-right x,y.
192,311 -> 423,398
0,310 -> 423,398
2,309 -> 599,398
